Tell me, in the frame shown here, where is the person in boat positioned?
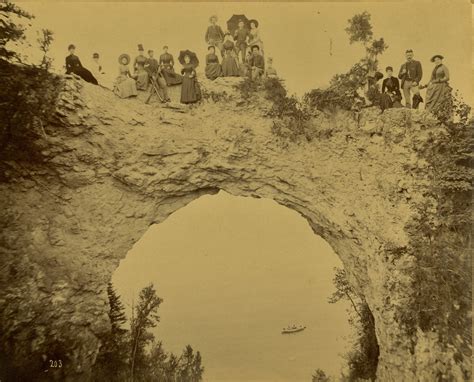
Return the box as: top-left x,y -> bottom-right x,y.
180,54 -> 201,104
205,15 -> 225,57
145,49 -> 170,103
380,66 -> 401,112
398,49 -> 423,109
159,46 -> 183,86
265,57 -> 277,78
114,53 -> 138,99
424,54 -> 452,119
205,46 -> 222,80
133,44 -> 149,90
233,19 -> 250,64
65,44 -> 98,85
221,33 -> 240,77
247,45 -> 265,81
248,19 -> 264,55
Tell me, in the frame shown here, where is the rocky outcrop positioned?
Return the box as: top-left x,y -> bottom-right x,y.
0,74 -> 470,381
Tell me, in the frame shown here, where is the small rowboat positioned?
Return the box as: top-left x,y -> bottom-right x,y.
281,325 -> 306,334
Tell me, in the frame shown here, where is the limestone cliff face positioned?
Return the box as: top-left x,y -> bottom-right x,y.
0,76 -> 468,381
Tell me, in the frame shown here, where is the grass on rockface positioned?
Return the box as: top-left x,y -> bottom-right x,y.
400,109 -> 473,379
236,77 -> 315,142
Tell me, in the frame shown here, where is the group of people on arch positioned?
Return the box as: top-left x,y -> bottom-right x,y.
64,19 -> 451,114
363,49 -> 452,115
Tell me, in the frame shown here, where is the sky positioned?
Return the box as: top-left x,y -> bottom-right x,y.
15,1 -> 473,102
112,192 -> 353,381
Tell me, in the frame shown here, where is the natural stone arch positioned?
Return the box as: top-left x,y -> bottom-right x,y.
0,77 -> 465,381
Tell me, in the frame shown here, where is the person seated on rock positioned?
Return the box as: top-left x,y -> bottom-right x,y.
265,57 -> 277,78
65,44 -> 98,85
159,46 -> 183,86
380,66 -> 401,112
145,49 -> 170,103
90,52 -> 106,85
113,53 -> 138,99
205,46 -> 222,81
247,45 -> 265,81
365,71 -> 383,107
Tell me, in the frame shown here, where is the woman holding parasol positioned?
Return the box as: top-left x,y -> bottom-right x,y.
178,50 -> 201,104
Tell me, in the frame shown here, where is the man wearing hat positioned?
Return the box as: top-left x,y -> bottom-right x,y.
205,15 -> 225,57
234,19 -> 250,64
247,45 -> 265,81
398,49 -> 423,108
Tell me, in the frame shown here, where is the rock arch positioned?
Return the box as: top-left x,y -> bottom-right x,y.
0,77 -> 466,381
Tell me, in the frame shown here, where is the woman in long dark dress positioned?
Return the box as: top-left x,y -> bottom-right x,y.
380,66 -> 402,111
180,55 -> 201,104
221,33 -> 239,77
205,46 -> 222,80
159,46 -> 183,86
133,44 -> 149,90
65,44 -> 98,85
425,55 -> 452,118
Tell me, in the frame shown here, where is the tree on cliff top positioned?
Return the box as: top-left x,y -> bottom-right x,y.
0,1 -> 34,62
305,11 -> 387,112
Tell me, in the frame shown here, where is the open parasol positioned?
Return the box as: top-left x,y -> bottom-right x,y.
178,50 -> 199,68
226,14 -> 250,35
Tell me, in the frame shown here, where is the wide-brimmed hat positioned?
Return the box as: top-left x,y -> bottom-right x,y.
249,19 -> 259,28
138,44 -> 144,51
431,54 -> 444,62
251,44 -> 260,51
209,15 -> 218,22
118,53 -> 130,65
68,44 -> 75,50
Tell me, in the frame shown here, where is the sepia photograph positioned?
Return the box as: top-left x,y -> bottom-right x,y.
0,0 -> 472,381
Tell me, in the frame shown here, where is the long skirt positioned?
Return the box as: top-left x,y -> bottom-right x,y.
114,76 -> 138,98
205,63 -> 222,80
380,93 -> 393,111
221,54 -> 239,77
135,68 -> 149,90
180,76 -> 201,104
426,82 -> 452,116
74,67 -> 98,85
162,68 -> 183,86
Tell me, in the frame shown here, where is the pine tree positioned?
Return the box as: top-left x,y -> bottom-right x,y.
130,283 -> 163,381
92,282 -> 130,381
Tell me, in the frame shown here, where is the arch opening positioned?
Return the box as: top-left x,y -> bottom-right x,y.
108,190 -> 372,381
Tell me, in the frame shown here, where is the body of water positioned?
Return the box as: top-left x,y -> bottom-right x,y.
113,192 -> 353,381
